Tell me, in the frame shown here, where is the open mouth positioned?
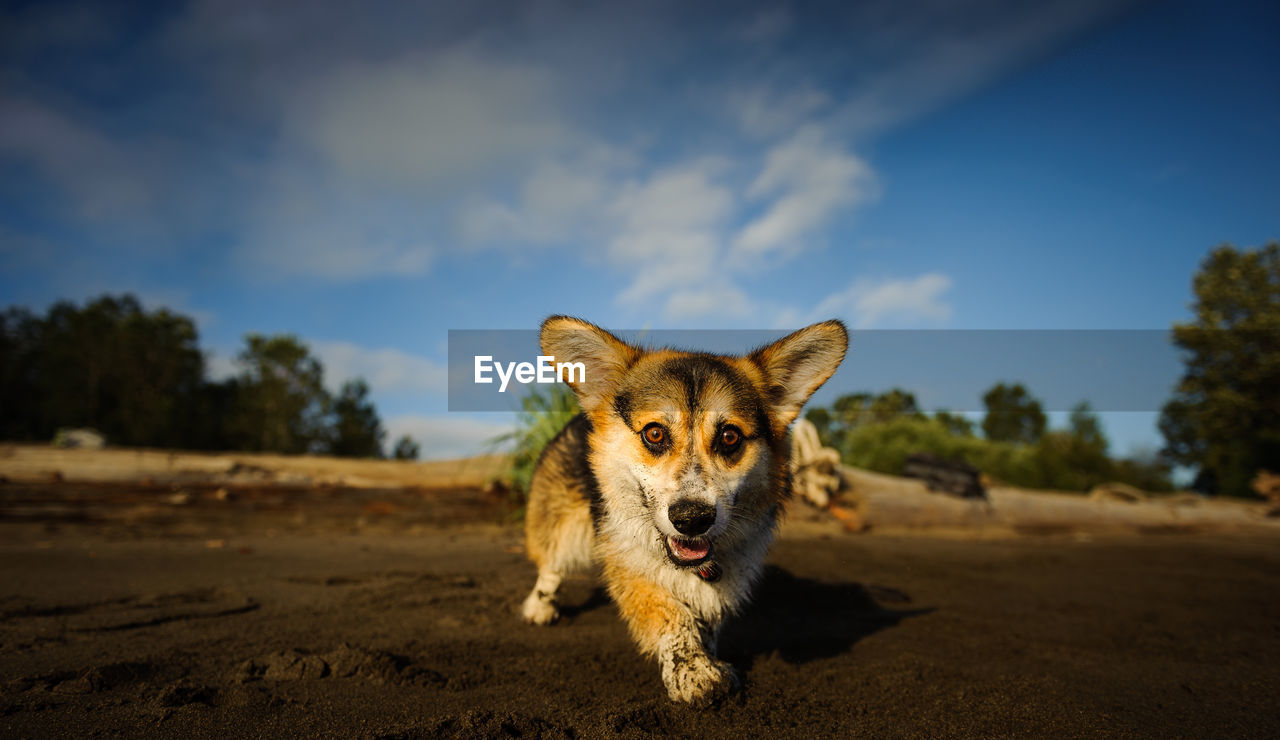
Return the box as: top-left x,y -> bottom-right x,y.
664,535 -> 713,566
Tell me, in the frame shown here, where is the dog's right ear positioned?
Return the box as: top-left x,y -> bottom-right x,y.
540,316 -> 641,412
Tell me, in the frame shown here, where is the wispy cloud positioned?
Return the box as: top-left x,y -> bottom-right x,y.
732,126 -> 879,263
663,283 -> 754,321
607,159 -> 735,307
728,84 -> 832,140
783,272 -> 955,329
205,351 -> 238,383
826,0 -> 1130,138
236,164 -> 437,280
458,158 -> 616,245
1,0 -> 1135,305
0,96 -> 152,224
288,49 -> 571,189
731,7 -> 795,45
311,341 -> 447,395
207,340 -> 447,399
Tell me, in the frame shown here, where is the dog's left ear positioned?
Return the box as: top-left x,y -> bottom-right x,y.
749,320 -> 848,428
540,315 -> 642,412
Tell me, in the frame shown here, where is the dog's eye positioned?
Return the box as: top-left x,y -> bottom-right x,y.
719,426 -> 742,450
642,423 -> 667,449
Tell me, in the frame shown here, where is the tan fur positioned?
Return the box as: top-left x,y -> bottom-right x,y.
521,317 -> 847,705
524,453 -> 592,571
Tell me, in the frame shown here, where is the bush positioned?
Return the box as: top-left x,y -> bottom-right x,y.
838,414 -> 1172,493
491,384 -> 580,513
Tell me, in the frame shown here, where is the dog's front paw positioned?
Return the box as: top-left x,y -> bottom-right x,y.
663,655 -> 738,707
521,590 -> 560,625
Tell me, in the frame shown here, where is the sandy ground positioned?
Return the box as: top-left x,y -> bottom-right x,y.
2,481 -> 1279,738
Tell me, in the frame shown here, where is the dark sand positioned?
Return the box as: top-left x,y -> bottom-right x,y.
2,482 -> 1279,738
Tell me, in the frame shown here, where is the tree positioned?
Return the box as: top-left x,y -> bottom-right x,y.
0,295 -> 205,447
186,377 -> 243,452
817,389 -> 923,449
0,307 -> 41,440
1027,403 -> 1112,492
0,295 -> 400,458
327,379 -> 385,458
1159,242 -> 1280,496
392,435 -> 421,460
981,382 -> 1046,444
831,392 -> 874,428
869,388 -> 922,422
804,406 -> 832,439
1068,402 -> 1107,453
228,334 -> 330,454
934,410 -> 975,437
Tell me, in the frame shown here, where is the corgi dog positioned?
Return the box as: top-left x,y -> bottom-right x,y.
521,316 -> 848,706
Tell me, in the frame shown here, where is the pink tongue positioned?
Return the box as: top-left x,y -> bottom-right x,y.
672,538 -> 710,559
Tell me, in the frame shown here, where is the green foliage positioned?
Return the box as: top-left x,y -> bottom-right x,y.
227,334 -> 331,454
1160,242 -> 1280,497
0,295 -> 205,447
934,410 -> 976,437
392,435 -> 420,460
1068,402 -> 1107,451
837,413 -> 1171,493
804,406 -> 832,439
814,388 -> 924,450
328,379 -> 386,458
815,387 -> 1171,493
981,382 -> 1046,443
0,294 -> 390,458
840,415 -> 998,477
493,384 -> 580,502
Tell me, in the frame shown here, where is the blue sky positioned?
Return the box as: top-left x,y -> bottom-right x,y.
1,0 -> 1277,459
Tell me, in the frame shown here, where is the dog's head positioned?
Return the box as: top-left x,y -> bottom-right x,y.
541,317 -> 847,572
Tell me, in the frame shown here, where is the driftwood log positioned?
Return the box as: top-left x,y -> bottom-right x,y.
901,452 -> 986,499
789,419 -> 842,507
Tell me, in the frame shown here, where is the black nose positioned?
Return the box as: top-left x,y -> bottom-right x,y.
668,499 -> 716,536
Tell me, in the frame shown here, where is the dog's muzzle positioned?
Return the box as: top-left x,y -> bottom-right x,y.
667,499 -> 716,536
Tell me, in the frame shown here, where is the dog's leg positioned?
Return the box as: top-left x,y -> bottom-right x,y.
522,499 -> 593,625
656,618 -> 737,708
521,566 -> 563,625
606,566 -> 737,707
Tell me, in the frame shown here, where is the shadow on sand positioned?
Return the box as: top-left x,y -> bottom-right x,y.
557,565 -> 929,668
557,585 -> 612,620
721,565 -> 932,668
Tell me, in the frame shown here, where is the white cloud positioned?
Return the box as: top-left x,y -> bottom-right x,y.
729,84 -> 831,139
800,272 -> 954,329
206,351 -> 238,382
204,340 -> 446,405
4,0 -> 1135,297
0,96 -> 151,223
229,45 -> 582,280
382,414 -> 514,460
457,157 -> 617,245
289,49 -> 569,188
731,7 -> 794,45
829,1 -> 1129,138
732,126 -> 878,262
236,165 -> 436,279
606,160 -> 735,309
311,341 -> 447,395
663,283 -> 754,321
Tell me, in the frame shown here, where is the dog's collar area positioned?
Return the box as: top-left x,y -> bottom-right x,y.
697,562 -> 722,582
